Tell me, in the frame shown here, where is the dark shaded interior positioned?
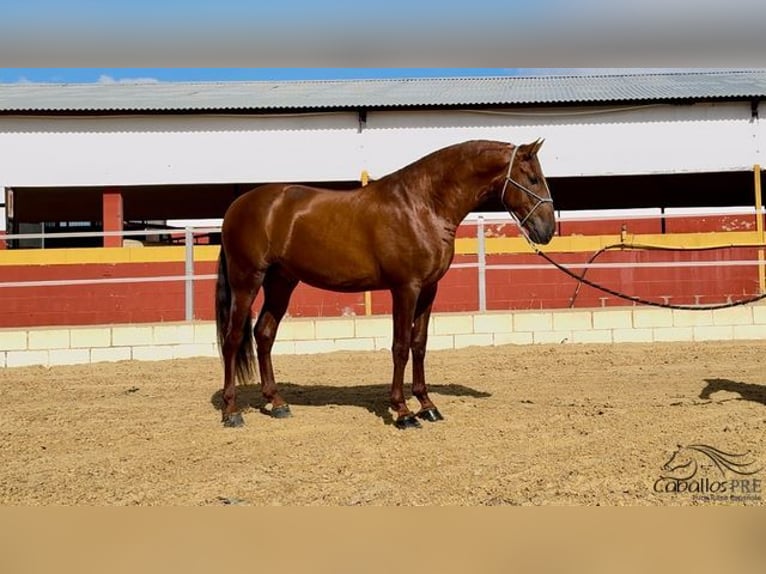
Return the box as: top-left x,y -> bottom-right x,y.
5,170 -> 758,248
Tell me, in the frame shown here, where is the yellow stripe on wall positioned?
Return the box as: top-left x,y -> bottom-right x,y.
0,232 -> 761,266
0,245 -> 221,266
454,231 -> 763,255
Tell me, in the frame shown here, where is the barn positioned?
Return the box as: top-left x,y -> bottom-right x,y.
1,69 -> 765,366
5,71 -> 766,512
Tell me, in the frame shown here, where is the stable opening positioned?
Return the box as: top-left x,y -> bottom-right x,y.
4,170 -> 758,248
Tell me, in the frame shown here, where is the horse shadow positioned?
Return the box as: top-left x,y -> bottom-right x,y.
210,382 -> 492,426
700,378 -> 766,406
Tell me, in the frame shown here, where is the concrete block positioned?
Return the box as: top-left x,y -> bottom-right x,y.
90,347 -> 132,363
0,331 -> 27,351
427,335 -> 455,350
279,320 -> 316,341
673,310 -> 714,327
112,325 -> 153,347
513,312 -> 553,332
194,322 -> 217,344
454,333 -> 494,349
294,340 -> 336,355
553,311 -> 592,331
333,338 -> 376,352
633,308 -> 673,328
28,329 -> 69,350
733,324 -> 766,340
533,331 -> 571,344
693,326 -> 733,342
711,306 -> 753,326
433,314 -> 473,335
493,332 -> 533,346
49,349 -> 91,366
354,317 -> 392,338
6,350 -> 49,368
572,330 -> 613,344
752,306 -> 766,324
612,328 -> 653,343
315,319 -> 355,339
172,344 -> 219,359
0,352 -> 5,368
374,336 -> 393,351
70,327 -> 111,348
652,327 -> 694,342
153,324 -> 195,345
473,314 -> 513,334
132,346 -> 176,362
271,341 -> 296,355
592,309 -> 632,330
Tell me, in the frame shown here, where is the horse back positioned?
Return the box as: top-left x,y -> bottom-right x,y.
222,181 -> 456,291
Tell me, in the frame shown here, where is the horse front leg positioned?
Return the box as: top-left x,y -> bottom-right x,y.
390,285 -> 420,429
411,283 -> 443,422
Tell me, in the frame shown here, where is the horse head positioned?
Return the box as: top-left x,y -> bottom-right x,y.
661,445 -> 698,481
499,139 -> 555,245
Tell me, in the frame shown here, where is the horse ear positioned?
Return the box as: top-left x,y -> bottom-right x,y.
532,138 -> 545,154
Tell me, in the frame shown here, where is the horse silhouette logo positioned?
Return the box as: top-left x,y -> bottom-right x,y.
660,444 -> 761,481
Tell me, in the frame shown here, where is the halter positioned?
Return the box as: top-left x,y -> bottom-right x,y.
500,145 -> 554,229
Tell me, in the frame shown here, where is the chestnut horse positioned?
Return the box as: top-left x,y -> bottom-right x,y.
215,139 -> 555,428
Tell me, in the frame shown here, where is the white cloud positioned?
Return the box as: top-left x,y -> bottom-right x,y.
98,74 -> 160,84
516,68 -> 757,77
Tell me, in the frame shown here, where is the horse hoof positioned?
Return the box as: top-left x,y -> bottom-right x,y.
394,415 -> 422,430
417,408 -> 444,422
271,404 -> 292,419
223,412 -> 245,428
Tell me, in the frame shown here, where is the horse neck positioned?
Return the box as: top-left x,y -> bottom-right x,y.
390,146 -> 509,227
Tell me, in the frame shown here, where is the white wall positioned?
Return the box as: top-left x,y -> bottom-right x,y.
4,306 -> 766,368
0,102 -> 760,188
362,103 -> 761,178
0,113 -> 363,186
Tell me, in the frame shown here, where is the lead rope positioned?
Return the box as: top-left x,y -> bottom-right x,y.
513,226 -> 766,311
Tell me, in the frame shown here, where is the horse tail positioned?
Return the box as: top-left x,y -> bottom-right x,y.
215,249 -> 255,384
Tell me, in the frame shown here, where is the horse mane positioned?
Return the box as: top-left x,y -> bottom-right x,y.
687,444 -> 761,475
377,140 -> 508,182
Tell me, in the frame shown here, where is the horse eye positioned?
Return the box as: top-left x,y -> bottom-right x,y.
529,176 -> 539,185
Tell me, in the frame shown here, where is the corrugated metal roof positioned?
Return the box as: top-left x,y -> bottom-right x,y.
1,70 -> 765,113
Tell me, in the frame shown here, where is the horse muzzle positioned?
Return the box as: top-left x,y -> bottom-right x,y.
524,207 -> 556,245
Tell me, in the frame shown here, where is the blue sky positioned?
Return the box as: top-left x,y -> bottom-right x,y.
0,3 -> 759,71
4,68 -> 753,86
0,68 -> 525,84
0,68 -> 718,85
2,1 -> 528,27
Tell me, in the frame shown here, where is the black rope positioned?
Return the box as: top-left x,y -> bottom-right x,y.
526,240 -> 766,311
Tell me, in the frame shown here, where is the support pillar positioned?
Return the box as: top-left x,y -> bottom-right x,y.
102,187 -> 123,247
361,170 -> 373,316
755,165 -> 764,293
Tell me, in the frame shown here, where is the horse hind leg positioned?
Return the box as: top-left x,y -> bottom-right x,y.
254,267 -> 298,418
221,273 -> 263,427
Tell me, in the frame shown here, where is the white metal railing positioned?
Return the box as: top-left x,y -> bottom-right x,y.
0,207 -> 763,320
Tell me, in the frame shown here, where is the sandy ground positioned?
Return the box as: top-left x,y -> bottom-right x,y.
1,340 -> 765,506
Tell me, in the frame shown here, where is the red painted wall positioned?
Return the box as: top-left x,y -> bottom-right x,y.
0,214 -> 761,328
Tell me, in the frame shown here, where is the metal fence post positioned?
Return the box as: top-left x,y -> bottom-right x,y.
477,216 -> 487,312
184,227 -> 194,321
